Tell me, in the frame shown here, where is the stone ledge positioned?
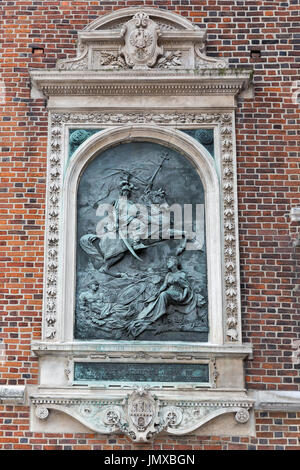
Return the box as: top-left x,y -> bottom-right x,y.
290,207 -> 300,222
31,341 -> 253,359
250,390 -> 300,412
0,385 -> 26,405
30,70 -> 251,99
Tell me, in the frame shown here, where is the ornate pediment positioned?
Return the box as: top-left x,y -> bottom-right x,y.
56,8 -> 228,72
30,8 -> 252,100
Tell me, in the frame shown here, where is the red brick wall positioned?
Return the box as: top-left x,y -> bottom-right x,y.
0,407 -> 299,450
0,0 -> 299,449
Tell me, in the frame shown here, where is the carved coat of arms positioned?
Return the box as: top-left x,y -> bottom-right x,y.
125,388 -> 160,441
120,12 -> 163,69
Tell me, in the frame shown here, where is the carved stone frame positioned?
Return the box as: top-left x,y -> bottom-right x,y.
29,8 -> 254,440
42,112 -> 242,344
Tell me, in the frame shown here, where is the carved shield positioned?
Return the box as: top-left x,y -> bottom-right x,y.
129,396 -> 154,431
125,388 -> 160,440
120,12 -> 163,69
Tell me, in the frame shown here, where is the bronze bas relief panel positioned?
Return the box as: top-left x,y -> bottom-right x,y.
75,141 -> 208,341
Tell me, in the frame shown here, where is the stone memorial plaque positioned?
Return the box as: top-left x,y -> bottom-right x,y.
74,362 -> 209,383
75,141 -> 208,341
27,7 -> 255,442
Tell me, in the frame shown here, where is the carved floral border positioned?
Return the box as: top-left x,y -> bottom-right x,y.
45,111 -> 240,343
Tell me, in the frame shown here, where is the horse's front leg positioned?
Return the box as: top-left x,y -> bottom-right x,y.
99,253 -> 125,277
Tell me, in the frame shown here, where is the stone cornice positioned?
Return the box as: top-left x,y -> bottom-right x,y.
30,396 -> 254,408
30,69 -> 251,98
31,341 -> 253,358
78,30 -> 207,42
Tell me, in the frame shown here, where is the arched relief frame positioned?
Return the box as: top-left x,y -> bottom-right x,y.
62,126 -> 222,345
41,111 -> 246,351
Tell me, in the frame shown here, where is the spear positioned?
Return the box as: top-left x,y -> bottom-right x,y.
147,152 -> 169,190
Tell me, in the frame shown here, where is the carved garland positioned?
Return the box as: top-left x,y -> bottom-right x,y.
45,111 -> 239,342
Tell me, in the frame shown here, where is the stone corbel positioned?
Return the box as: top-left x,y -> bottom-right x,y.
31,388 -> 253,442
195,43 -> 229,69
56,44 -> 89,72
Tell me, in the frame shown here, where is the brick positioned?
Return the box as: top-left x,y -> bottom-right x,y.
0,0 -> 299,451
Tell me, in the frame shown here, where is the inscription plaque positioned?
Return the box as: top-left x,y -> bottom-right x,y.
74,362 -> 209,384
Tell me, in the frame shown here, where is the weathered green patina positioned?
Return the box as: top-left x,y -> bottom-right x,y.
69,128 -> 102,158
181,129 -> 214,158
74,362 -> 209,383
75,140 -> 209,341
68,128 -> 214,160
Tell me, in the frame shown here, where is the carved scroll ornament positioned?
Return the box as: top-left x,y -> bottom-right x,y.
32,388 -> 252,442
56,9 -> 228,72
